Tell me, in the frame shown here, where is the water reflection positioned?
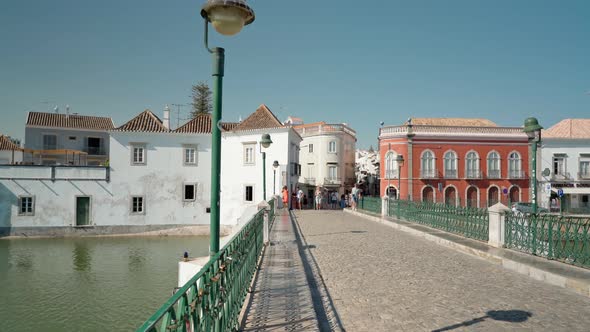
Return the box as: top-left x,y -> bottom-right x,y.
128,247 -> 146,271
73,242 -> 92,272
14,250 -> 34,272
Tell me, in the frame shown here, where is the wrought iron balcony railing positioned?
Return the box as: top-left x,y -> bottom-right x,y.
324,177 -> 342,185
384,169 -> 398,179
444,169 -> 458,179
304,177 -> 316,185
465,170 -> 482,179
507,170 -> 525,179
84,147 -> 106,155
551,172 -> 571,181
420,169 -> 438,179
487,170 -> 501,179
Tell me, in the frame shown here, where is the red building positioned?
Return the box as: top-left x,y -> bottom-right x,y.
378,118 -> 530,208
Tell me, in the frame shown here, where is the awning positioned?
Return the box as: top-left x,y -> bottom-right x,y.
552,188 -> 590,195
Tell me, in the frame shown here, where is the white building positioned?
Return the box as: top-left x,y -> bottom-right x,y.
293,122 -> 356,199
0,135 -> 23,164
0,104 -> 301,236
24,111 -> 114,165
220,105 -> 301,224
538,119 -> 590,213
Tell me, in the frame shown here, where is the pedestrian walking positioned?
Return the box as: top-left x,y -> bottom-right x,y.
314,187 -> 322,210
297,187 -> 304,210
330,191 -> 338,209
281,186 -> 289,209
351,184 -> 360,211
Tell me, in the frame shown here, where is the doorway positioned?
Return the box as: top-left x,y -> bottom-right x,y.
76,196 -> 91,226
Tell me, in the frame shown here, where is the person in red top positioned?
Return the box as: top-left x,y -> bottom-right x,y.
281,186 -> 289,209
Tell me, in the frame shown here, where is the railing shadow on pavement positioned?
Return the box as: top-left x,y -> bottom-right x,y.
289,210 -> 346,332
431,310 -> 532,332
306,230 -> 368,237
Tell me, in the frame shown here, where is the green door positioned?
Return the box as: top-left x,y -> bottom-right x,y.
76,197 -> 91,226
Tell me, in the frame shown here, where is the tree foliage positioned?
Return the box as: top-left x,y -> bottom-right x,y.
191,82 -> 212,117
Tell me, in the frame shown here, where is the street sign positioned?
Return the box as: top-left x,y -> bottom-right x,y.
502,188 -> 508,195
557,188 -> 564,197
545,183 -> 552,192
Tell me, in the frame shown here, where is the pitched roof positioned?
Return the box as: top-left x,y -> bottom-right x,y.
407,118 -> 497,127
233,104 -> 284,131
543,119 -> 590,139
173,114 -> 239,133
0,135 -> 22,151
26,112 -> 115,130
113,109 -> 169,133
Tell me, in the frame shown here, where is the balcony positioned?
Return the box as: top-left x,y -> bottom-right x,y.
0,165 -> 110,182
294,123 -> 356,139
304,177 -> 316,185
84,147 -> 107,156
324,177 -> 342,185
487,170 -> 501,179
443,169 -> 458,179
551,172 -> 571,181
579,171 -> 590,180
384,169 -> 398,179
465,170 -> 482,179
420,169 -> 438,179
507,170 -> 525,179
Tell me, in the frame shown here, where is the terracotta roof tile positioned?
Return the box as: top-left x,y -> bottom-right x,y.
173,114 -> 239,133
26,112 -> 114,130
407,118 -> 497,127
233,105 -> 284,131
113,110 -> 169,133
0,135 -> 22,151
543,119 -> 590,139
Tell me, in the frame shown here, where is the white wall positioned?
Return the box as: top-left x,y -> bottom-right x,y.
0,150 -> 23,164
220,128 -> 301,225
109,132 -> 212,225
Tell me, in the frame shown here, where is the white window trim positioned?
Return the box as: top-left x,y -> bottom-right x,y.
183,183 -> 197,202
443,150 -> 458,177
183,145 -> 198,166
18,195 -> 35,216
243,142 -> 256,166
328,141 -> 337,153
244,184 -> 255,202
130,143 -> 147,166
130,196 -> 145,215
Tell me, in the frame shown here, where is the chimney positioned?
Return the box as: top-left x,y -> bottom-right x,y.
163,105 -> 170,129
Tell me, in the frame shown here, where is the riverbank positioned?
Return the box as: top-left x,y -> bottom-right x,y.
0,224 -> 233,239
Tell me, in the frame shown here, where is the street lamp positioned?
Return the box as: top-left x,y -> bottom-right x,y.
201,0 -> 255,256
260,133 -> 273,200
523,117 -> 543,214
273,160 -> 279,196
396,154 -> 404,219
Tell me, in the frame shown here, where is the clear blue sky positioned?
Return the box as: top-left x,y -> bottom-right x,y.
1,0 -> 588,148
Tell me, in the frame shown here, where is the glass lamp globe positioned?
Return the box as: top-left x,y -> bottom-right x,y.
202,0 -> 255,36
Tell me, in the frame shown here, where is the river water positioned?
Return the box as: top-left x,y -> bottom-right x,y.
0,236 -> 210,332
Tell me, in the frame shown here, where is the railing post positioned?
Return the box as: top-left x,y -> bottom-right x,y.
51,166 -> 56,182
381,196 -> 388,218
488,203 -> 510,248
257,201 -> 270,246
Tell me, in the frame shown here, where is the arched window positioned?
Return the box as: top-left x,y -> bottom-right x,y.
328,141 -> 337,153
466,151 -> 480,178
487,151 -> 501,179
443,151 -> 457,178
385,151 -> 398,179
508,152 -> 522,178
421,150 -> 436,178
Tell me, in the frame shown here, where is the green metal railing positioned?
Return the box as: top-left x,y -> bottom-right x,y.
388,199 -> 489,241
358,196 -> 382,215
505,213 -> 590,268
137,206 -> 271,332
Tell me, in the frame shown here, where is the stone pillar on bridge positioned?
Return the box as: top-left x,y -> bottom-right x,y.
381,196 -> 389,218
488,203 -> 510,248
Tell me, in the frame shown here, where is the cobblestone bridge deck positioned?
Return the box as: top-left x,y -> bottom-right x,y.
240,210 -> 590,331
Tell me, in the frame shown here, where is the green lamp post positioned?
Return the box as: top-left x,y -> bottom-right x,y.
260,134 -> 273,200
523,117 -> 543,214
396,154 -> 404,218
273,160 -> 279,196
201,0 -> 255,257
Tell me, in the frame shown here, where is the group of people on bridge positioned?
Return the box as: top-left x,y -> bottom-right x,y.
281,184 -> 363,211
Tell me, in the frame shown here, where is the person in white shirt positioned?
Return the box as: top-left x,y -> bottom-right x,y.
351,185 -> 360,211
296,187 -> 304,210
